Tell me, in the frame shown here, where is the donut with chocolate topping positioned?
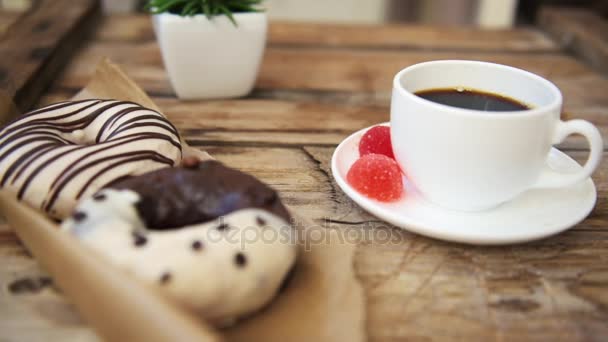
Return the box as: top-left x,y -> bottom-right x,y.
0,99 -> 182,219
62,160 -> 297,325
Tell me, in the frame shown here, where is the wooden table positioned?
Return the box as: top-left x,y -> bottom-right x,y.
2,7 -> 608,342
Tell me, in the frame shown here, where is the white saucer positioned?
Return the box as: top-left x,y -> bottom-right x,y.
331,124 -> 597,245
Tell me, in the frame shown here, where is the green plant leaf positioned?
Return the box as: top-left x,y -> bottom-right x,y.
182,1 -> 197,16
203,1 -> 211,19
218,4 -> 237,26
145,0 -> 264,26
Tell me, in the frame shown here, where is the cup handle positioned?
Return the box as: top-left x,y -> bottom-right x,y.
533,120 -> 603,189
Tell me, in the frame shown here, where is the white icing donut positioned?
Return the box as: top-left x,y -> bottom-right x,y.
0,99 -> 182,218
62,188 -> 297,325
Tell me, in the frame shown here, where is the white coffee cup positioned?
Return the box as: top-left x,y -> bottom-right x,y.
390,60 -> 603,212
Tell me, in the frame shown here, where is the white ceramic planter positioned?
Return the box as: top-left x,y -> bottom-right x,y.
152,12 -> 267,100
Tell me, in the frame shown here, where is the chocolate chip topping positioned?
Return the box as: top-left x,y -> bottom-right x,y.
132,231 -> 147,247
234,252 -> 247,268
109,160 -> 291,230
93,193 -> 107,201
8,277 -> 53,295
191,240 -> 203,251
256,216 -> 266,226
72,211 -> 87,222
159,272 -> 172,284
217,223 -> 230,231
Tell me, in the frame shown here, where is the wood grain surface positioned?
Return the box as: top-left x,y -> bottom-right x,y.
0,9 -> 24,36
539,6 -> 608,75
2,10 -> 608,342
96,15 -> 558,52
0,0 -> 100,113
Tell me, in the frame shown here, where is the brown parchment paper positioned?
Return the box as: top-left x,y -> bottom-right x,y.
2,58 -> 366,341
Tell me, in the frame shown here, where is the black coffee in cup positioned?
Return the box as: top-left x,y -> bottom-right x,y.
415,88 -> 530,112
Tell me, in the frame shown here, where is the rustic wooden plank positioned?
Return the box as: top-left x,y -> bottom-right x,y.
34,94 -> 608,151
0,241 -> 99,342
268,22 -> 557,52
302,147 -> 608,341
256,48 -> 608,110
44,38 -> 598,151
176,105 -> 608,151
4,230 -> 606,342
94,15 -> 558,52
0,0 -> 101,113
2,146 -> 607,341
94,14 -> 154,42
0,10 -> 24,37
51,42 -> 608,113
357,228 -> 608,341
539,6 -> 608,75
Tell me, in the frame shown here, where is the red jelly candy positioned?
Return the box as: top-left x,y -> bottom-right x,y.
359,125 -> 394,159
347,154 -> 403,202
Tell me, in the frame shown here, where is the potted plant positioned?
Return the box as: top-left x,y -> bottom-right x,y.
147,0 -> 266,100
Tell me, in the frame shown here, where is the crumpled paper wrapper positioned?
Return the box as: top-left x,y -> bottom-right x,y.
1,58 -> 366,341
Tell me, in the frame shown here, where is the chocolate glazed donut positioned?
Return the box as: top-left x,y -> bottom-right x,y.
63,160 -> 297,325
109,159 -> 292,229
0,99 -> 182,218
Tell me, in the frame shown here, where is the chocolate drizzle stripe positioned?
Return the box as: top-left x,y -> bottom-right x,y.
0,100 -> 183,217
74,154 -> 175,200
106,114 -> 180,139
44,151 -> 175,211
106,122 -> 181,142
0,142 -> 56,187
0,129 -> 72,151
16,132 -> 179,202
10,144 -> 62,186
43,151 -> 173,211
0,136 -> 68,164
0,99 -> 103,129
101,104 -> 166,132
19,99 -> 102,118
148,108 -> 181,138
0,100 -> 105,136
47,132 -> 181,190
0,120 -> 90,148
95,106 -> 144,143
0,101 -> 145,143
